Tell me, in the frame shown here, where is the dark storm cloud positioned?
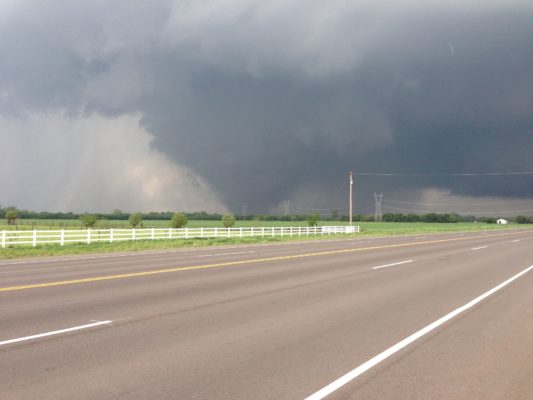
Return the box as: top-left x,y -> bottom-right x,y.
2,0 -> 532,212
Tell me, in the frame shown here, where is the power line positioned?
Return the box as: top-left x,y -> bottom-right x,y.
381,204 -> 533,215
381,198 -> 532,207
292,207 -> 336,211
292,202 -> 374,213
353,171 -> 533,177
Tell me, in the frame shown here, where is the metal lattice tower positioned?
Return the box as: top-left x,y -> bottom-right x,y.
282,200 -> 291,216
374,193 -> 383,222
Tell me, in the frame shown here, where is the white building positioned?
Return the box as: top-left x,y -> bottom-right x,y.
496,218 -> 509,224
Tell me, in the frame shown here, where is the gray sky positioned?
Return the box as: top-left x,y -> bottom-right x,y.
1,0 -> 533,214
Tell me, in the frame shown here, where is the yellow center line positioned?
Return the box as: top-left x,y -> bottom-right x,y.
0,231 -> 528,292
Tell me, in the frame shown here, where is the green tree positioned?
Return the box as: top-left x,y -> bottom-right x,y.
129,212 -> 143,228
307,213 -> 320,227
222,214 -> 236,228
5,208 -> 18,225
79,214 -> 99,228
170,212 -> 188,228
516,215 -> 531,224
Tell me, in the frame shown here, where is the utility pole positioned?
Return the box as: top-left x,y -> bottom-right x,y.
241,205 -> 247,217
349,171 -> 353,226
374,192 -> 383,222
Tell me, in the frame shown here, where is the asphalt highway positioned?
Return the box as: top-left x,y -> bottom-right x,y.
1,229 -> 532,399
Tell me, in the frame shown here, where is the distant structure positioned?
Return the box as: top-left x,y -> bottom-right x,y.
241,205 -> 248,217
496,218 -> 508,224
282,200 -> 291,216
374,193 -> 383,222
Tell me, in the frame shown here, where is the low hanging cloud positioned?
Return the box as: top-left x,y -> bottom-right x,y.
1,0 -> 532,213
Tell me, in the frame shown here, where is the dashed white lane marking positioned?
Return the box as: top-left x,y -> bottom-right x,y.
512,239 -> 521,243
372,260 -> 414,270
471,246 -> 488,251
305,264 -> 533,400
0,320 -> 112,347
197,251 -> 255,258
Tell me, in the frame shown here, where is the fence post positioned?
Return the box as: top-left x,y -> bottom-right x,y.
87,229 -> 91,244
185,227 -> 189,239
151,228 -> 155,240
251,227 -> 254,237
239,227 -> 243,238
132,228 -> 136,241
281,227 -> 284,237
306,227 -> 309,236
60,229 -> 65,246
109,229 -> 114,243
314,226 -> 317,235
299,226 -> 301,236
215,227 -> 218,238
272,227 -> 275,237
168,228 -> 172,239
200,227 -> 204,238
1,230 -> 5,248
227,228 -> 230,238
262,227 -> 265,237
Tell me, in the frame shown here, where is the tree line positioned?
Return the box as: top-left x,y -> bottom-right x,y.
0,208 -> 239,229
1,205 -> 532,226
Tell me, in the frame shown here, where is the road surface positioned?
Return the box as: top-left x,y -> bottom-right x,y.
1,229 -> 532,399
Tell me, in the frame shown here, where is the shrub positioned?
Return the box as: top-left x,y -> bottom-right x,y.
5,208 -> 18,225
307,213 -> 320,227
170,212 -> 188,228
222,214 -> 236,228
129,212 -> 143,228
79,214 -> 99,228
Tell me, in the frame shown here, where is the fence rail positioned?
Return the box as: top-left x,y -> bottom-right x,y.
0,226 -> 359,248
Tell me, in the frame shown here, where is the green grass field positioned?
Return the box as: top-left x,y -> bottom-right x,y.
0,219 -> 527,260
0,219 -> 523,232
356,221 -> 518,235
0,219 -> 333,230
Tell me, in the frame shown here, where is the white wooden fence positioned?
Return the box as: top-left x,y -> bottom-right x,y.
0,226 -> 359,248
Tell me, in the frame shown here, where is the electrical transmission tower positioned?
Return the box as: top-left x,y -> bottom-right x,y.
374,193 -> 383,222
282,200 -> 291,216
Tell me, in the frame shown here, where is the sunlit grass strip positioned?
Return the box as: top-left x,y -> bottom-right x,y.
0,222 -> 527,260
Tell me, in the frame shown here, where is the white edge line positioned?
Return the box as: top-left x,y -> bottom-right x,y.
305,265 -> 533,400
372,260 -> 414,270
0,320 -> 112,346
471,246 -> 488,250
